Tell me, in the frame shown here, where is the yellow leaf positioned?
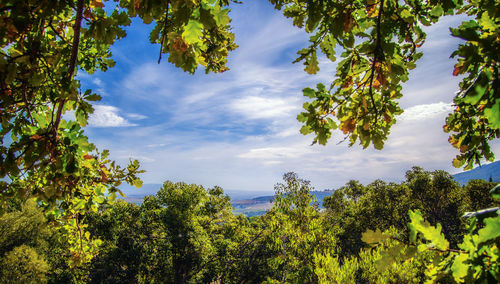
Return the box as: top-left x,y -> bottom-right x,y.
89,0 -> 105,9
366,5 -> 378,18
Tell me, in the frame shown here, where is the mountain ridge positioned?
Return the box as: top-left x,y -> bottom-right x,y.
452,160 -> 500,185
120,161 -> 499,210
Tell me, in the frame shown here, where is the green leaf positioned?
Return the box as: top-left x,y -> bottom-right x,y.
452,157 -> 465,168
361,228 -> 390,245
300,125 -> 313,135
430,5 -> 443,17
478,11 -> 497,32
372,137 -> 384,150
375,244 -> 404,272
484,99 -> 500,129
400,9 -> 414,23
85,94 -> 102,101
211,7 -> 230,26
408,210 -> 449,250
477,215 -> 500,245
304,51 -> 320,74
74,199 -> 85,210
303,87 -> 316,98
450,253 -> 469,281
297,112 -> 308,122
182,20 -> 203,45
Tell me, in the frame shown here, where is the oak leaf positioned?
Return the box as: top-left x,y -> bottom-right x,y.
173,37 -> 188,52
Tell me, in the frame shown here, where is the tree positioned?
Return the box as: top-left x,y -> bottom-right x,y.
322,167 -> 486,258
1,0 -> 237,265
262,172 -> 336,283
138,182 -> 238,283
270,0 -> 499,169
323,179 -> 413,257
0,245 -> 50,284
0,199 -> 76,282
85,200 -> 144,283
461,179 -> 499,211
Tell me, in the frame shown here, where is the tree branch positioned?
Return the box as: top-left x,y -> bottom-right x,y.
158,1 -> 170,64
53,0 -> 84,133
368,0 -> 385,125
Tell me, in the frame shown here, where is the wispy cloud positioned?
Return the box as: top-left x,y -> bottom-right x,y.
238,145 -> 313,160
230,96 -> 299,120
126,113 -> 148,120
399,102 -> 454,121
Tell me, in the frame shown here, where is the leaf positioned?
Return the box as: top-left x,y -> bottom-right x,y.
361,228 -> 390,245
304,51 -> 320,74
31,134 -> 43,140
90,0 -> 105,9
430,5 -> 443,17
483,99 -> 500,129
74,199 -> 85,210
133,179 -> 143,189
211,7 -> 230,26
366,5 -> 378,18
450,253 -> 469,281
476,215 -> 500,245
182,20 -> 203,45
303,87 -> 316,98
463,85 -> 485,105
408,210 -> 449,250
100,170 -> 108,183
452,157 -> 465,168
341,119 -> 356,134
85,94 -> 102,101
400,9 -> 413,23
300,125 -> 313,135
373,139 -> 384,150
478,11 -> 496,32
343,13 -> 353,32
375,244 -> 404,271
173,37 -> 188,52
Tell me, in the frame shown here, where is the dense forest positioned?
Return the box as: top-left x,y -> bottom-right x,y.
1,168 -> 499,283
1,0 -> 499,283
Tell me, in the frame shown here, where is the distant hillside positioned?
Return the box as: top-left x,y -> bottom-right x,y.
231,190 -> 335,216
118,162 -> 499,215
119,184 -> 273,206
453,160 -> 500,185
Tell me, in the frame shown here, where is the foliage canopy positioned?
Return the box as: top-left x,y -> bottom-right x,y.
1,0 -> 236,264
270,0 -> 499,169
0,0 -> 499,276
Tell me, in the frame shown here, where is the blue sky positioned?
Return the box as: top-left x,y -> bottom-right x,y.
78,1 -> 499,196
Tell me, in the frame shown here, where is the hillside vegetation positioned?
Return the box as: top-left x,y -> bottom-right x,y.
1,168 -> 499,283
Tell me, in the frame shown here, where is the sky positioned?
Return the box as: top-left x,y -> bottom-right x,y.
78,1 -> 499,197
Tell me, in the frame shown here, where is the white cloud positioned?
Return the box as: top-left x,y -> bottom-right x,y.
399,102 -> 454,121
118,154 -> 155,162
230,96 -> 299,120
238,145 -> 312,160
147,143 -> 167,148
88,105 -> 137,127
126,113 -> 148,120
93,78 -> 104,87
